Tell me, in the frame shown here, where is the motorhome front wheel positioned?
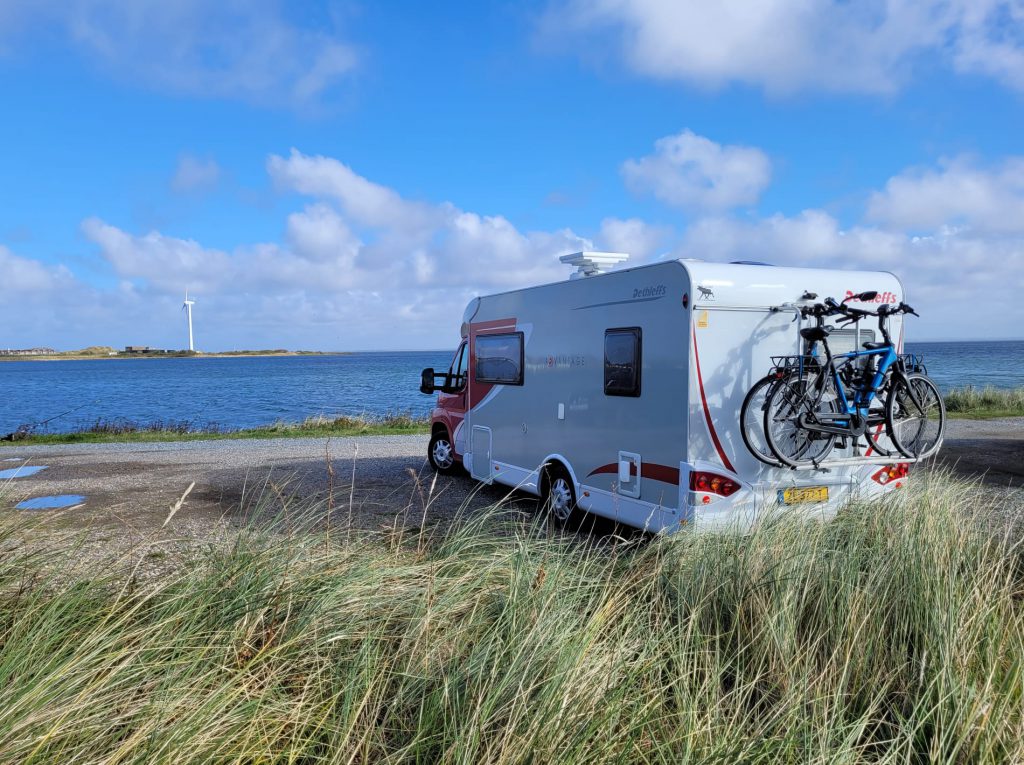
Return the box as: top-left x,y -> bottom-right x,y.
428,431 -> 458,474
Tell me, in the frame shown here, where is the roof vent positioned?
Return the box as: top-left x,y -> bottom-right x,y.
559,251 -> 630,279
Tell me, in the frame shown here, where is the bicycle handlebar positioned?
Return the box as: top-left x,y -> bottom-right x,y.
801,299 -> 919,320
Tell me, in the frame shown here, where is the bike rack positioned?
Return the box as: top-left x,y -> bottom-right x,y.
788,443 -> 943,471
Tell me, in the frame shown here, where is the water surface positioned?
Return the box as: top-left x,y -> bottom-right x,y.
0,343 -> 1020,435
16,495 -> 86,510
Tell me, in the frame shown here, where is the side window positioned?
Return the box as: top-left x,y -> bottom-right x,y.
604,327 -> 641,397
474,332 -> 524,385
451,342 -> 468,389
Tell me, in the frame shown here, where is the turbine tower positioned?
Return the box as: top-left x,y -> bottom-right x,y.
182,291 -> 196,352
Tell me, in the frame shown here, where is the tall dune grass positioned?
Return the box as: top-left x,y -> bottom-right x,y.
945,385 -> 1024,418
1,473 -> 1022,763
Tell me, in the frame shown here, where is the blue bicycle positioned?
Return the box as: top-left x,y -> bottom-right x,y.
760,292 -> 945,468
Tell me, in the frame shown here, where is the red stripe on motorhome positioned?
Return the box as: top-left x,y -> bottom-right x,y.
586,462 -> 681,486
692,326 -> 737,474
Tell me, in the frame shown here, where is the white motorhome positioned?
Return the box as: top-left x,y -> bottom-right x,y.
420,253 -> 910,533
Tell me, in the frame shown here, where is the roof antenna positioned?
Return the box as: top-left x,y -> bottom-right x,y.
559,251 -> 630,279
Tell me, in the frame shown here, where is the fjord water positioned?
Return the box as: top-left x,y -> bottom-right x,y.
1,352 -> 451,435
1,343 -> 1021,435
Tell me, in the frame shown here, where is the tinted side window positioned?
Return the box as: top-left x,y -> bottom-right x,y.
475,332 -> 524,385
604,328 -> 641,397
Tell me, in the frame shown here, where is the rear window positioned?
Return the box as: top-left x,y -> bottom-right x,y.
828,328 -> 876,355
604,327 -> 641,397
475,332 -> 524,385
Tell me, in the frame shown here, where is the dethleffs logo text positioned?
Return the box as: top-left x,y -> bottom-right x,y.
632,284 -> 667,299
845,290 -> 897,304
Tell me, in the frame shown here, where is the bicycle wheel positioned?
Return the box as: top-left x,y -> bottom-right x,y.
885,373 -> 945,459
862,373 -> 894,456
763,371 -> 839,468
740,375 -> 783,466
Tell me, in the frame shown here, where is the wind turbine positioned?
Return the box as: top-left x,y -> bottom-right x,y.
182,291 -> 196,352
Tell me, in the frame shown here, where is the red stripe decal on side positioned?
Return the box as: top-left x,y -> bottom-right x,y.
586,462 -> 681,486
692,326 -> 737,473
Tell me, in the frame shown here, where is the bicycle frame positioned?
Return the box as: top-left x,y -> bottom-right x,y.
792,314 -> 906,438
809,346 -> 898,431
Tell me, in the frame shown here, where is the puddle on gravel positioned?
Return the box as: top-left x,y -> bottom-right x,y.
0,465 -> 48,479
15,495 -> 86,510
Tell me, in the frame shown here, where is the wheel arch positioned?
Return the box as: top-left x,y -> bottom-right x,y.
538,453 -> 580,496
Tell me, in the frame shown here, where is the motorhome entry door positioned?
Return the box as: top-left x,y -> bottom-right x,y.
471,426 -> 492,483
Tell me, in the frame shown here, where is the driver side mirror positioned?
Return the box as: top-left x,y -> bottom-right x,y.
421,367 -> 463,395
420,367 -> 436,395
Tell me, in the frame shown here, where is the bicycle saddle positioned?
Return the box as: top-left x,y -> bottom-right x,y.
800,326 -> 832,341
862,341 -> 888,350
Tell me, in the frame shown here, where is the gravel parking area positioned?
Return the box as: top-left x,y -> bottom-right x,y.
0,434 -> 530,577
0,418 -> 1020,572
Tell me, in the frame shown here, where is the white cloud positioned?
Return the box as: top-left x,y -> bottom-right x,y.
597,217 -> 671,259
622,130 -> 771,211
675,209 -> 1024,336
171,153 -> 221,193
64,150 -> 596,349
11,147 -> 1024,350
866,156 -> 1024,234
546,0 -> 1024,95
267,149 -> 591,288
953,0 -> 1024,91
0,0 -> 358,108
80,218 -> 233,293
0,244 -> 73,291
268,149 -> 438,230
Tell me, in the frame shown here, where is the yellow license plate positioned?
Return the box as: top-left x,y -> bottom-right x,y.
778,486 -> 829,505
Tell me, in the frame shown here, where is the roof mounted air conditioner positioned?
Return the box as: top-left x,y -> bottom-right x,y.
559,251 -> 630,279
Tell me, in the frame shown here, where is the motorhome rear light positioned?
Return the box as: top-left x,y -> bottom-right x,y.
689,471 -> 740,497
871,463 -> 910,485
682,292 -> 689,309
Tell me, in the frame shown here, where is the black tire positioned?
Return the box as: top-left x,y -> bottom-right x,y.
428,430 -> 459,475
541,464 -> 579,527
740,374 -> 784,467
763,370 -> 839,468
885,373 -> 945,459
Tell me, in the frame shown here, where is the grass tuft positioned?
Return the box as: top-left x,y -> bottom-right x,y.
0,473 -> 1022,762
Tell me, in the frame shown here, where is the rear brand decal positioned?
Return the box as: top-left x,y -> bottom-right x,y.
692,326 -> 737,474
697,285 -> 715,299
845,290 -> 897,304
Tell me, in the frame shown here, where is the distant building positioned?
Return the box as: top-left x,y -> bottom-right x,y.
0,348 -> 56,356
122,346 -> 168,355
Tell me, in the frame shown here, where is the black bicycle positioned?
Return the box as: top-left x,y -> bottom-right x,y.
751,294 -> 945,468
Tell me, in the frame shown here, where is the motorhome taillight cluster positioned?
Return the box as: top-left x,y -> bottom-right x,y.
871,463 -> 909,486
689,471 -> 740,497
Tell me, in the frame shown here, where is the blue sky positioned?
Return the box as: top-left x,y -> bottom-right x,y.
2,0 -> 1024,350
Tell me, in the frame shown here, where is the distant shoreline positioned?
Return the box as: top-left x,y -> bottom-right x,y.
0,351 -> 351,362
